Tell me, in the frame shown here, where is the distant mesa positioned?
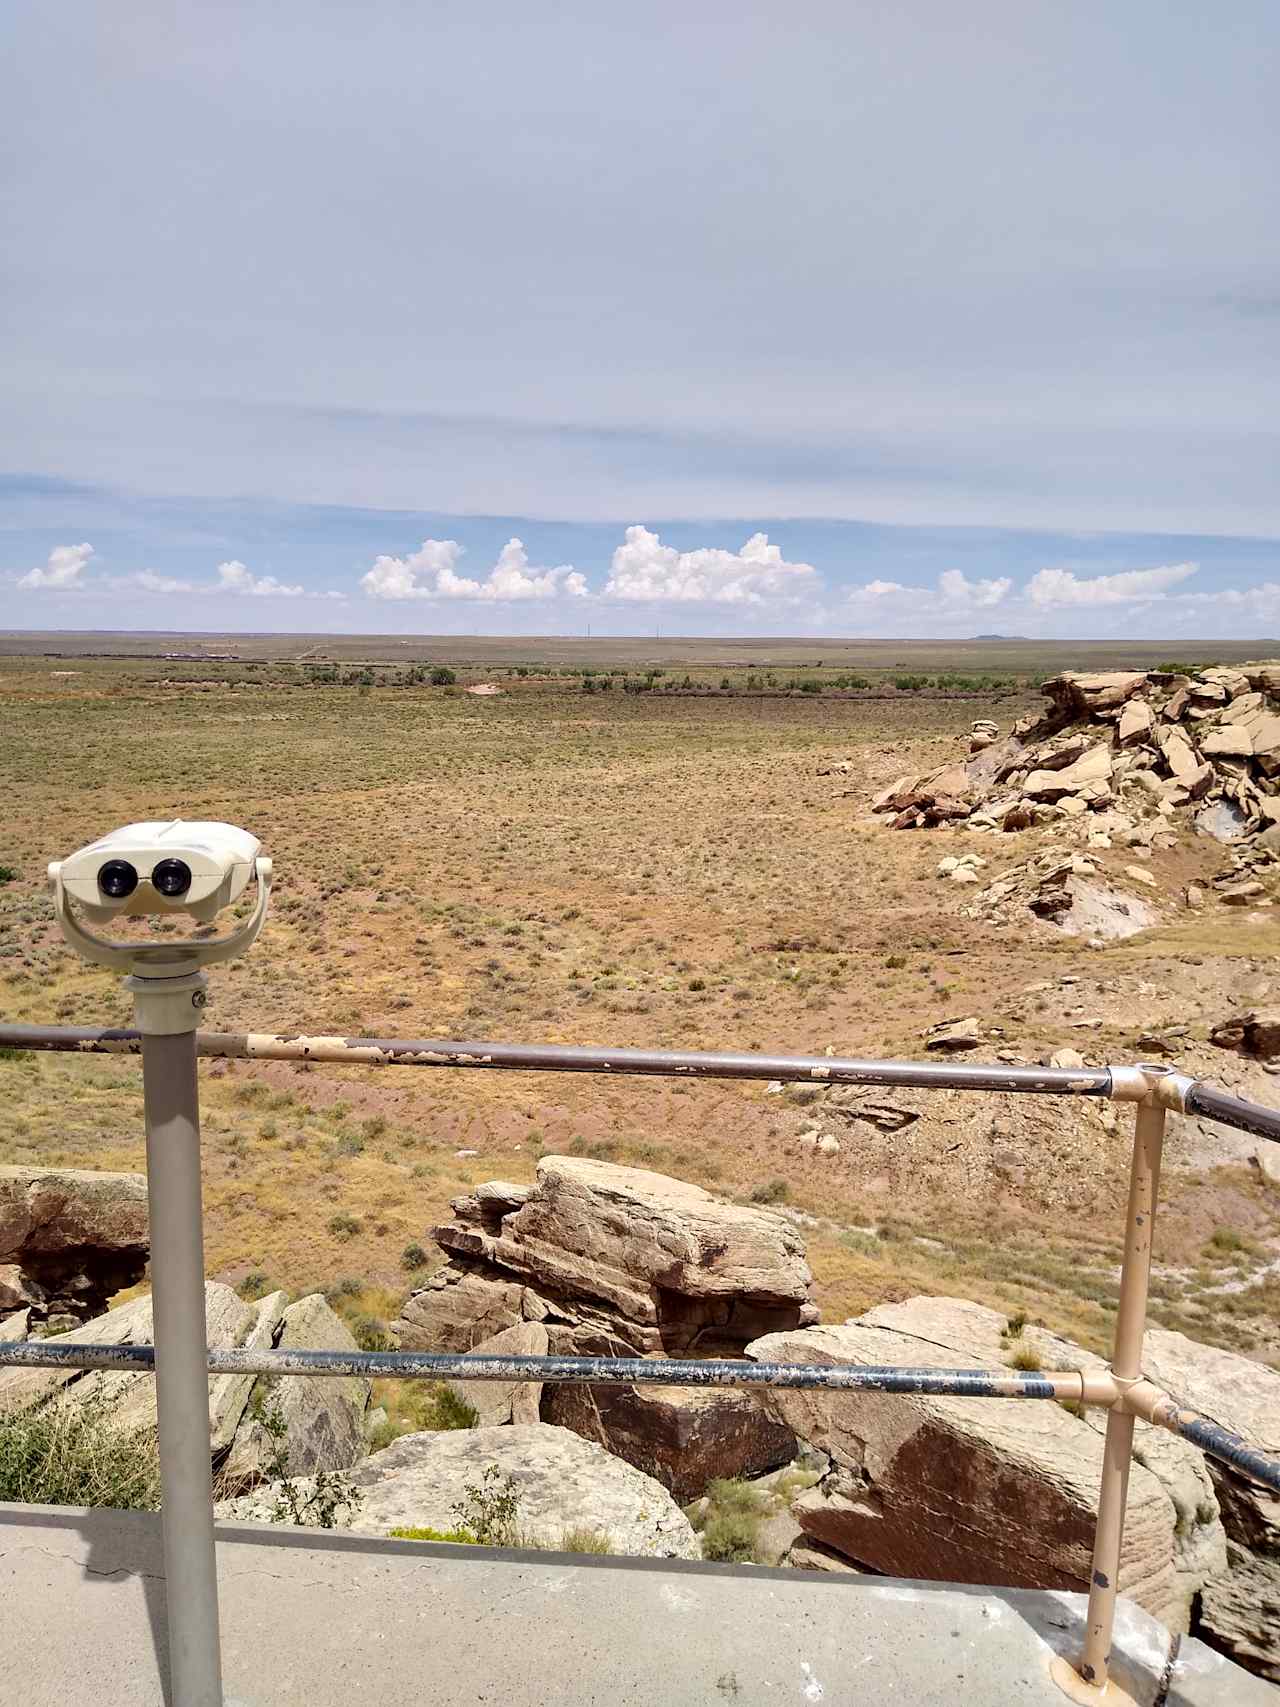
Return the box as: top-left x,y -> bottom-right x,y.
973,633 -> 1027,641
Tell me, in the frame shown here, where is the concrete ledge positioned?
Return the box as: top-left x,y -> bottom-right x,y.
0,1503 -> 1272,1705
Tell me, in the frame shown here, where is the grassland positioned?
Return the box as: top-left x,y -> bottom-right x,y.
0,641 -> 1276,1364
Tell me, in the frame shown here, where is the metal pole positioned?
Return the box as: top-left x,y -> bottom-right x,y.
1073,1095 -> 1166,1696
142,1024 -> 224,1707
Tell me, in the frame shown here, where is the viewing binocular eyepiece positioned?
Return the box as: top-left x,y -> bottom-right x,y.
51,821 -> 262,925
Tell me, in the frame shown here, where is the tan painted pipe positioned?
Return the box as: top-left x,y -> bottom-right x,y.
1073,1094 -> 1166,1695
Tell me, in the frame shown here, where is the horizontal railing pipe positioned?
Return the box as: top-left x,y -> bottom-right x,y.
1183,1079 -> 1280,1146
0,1021 -> 1120,1097
0,1341 -> 1083,1401
6,1340 -> 1280,1492
1123,1379 -> 1280,1494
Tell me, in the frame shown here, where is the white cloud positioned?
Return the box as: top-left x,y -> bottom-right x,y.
216,559 -> 311,597
362,537 -> 587,601
848,568 -> 1011,610
128,569 -> 198,594
603,527 -> 819,605
937,568 -> 1012,608
18,542 -> 95,590
1027,562 -> 1198,607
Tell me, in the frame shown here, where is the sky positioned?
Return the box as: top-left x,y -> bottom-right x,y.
2,3 -> 1278,639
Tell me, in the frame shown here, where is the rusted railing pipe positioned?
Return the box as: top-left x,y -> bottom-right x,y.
0,1023 -> 1115,1096
4,1023 -> 1278,1144
1123,1379 -> 1280,1494
1070,1091 -> 1166,1699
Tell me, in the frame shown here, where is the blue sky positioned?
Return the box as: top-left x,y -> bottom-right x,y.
3,3 -> 1277,637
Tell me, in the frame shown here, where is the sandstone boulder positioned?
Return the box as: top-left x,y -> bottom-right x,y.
0,1166 -> 148,1327
394,1156 -> 817,1359
1024,746 -> 1113,800
441,1320 -> 547,1427
1141,1328 -> 1280,1681
0,1282 -> 368,1486
1043,671 -> 1150,715
220,1423 -> 701,1559
746,1297 -> 1222,1632
542,1381 -> 796,1503
1210,1012 -> 1280,1062
1119,700 -> 1156,746
221,1293 -> 371,1485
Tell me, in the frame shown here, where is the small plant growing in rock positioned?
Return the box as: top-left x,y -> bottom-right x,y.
261,1396 -> 362,1530
453,1463 -> 521,1546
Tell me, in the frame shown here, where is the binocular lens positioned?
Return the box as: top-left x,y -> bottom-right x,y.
98,859 -> 138,899
152,858 -> 193,898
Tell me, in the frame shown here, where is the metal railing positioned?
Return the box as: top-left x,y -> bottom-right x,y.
2,1021 -> 1280,1707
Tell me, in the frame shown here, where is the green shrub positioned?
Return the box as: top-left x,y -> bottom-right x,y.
419,1384 -> 478,1431
749,1178 -> 790,1204
352,1314 -> 391,1352
701,1509 -> 762,1562
553,1527 -> 613,1555
0,1397 -> 161,1510
390,1524 -> 478,1544
0,865 -> 16,883
453,1464 -> 520,1546
327,1212 -> 362,1239
696,1476 -> 766,1562
401,1241 -> 429,1272
430,666 -> 456,686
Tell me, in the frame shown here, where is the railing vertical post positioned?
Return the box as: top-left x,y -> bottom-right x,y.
140,1008 -> 224,1706
1075,1092 -> 1166,1696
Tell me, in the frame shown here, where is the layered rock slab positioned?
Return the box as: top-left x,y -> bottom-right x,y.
395,1155 -> 817,1359
393,1157 -> 815,1496
746,1297 -> 1223,1633
1142,1328 -> 1280,1682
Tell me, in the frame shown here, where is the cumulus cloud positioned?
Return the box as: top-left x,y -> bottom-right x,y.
216,559 -> 310,597
18,542 -> 95,590
128,569 -> 198,594
937,568 -> 1013,608
849,568 -> 1011,611
603,527 -> 819,605
362,537 -> 586,601
1027,562 -> 1199,607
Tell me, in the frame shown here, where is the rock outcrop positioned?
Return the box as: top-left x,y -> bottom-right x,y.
746,1297 -> 1225,1634
0,1281 -> 369,1484
220,1423 -> 701,1559
0,1166 -> 148,1329
440,1320 -> 548,1427
1210,1011 -> 1280,1063
543,1381 -> 797,1504
870,663 -> 1280,868
220,1294 -> 371,1485
393,1157 -> 815,1495
1141,1328 -> 1280,1682
395,1156 -> 817,1358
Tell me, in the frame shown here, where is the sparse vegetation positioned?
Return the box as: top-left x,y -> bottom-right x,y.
0,1397 -> 161,1511
0,638 -> 1275,1365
